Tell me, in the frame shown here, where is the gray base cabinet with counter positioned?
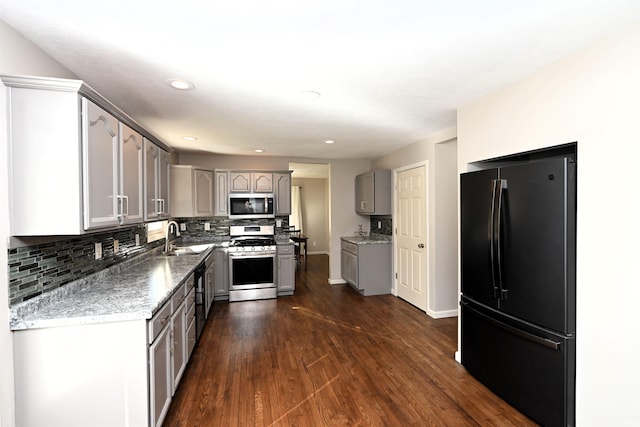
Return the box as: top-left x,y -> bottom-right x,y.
341,237 -> 392,296
12,267 -> 197,427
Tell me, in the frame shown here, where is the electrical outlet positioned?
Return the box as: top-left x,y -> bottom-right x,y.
276,219 -> 282,228
135,234 -> 140,246
95,242 -> 102,260
378,221 -> 382,229
204,222 -> 210,231
113,240 -> 119,253
180,223 -> 186,231
313,241 -> 317,247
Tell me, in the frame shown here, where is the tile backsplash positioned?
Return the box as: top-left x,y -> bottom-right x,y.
370,215 -> 393,236
8,225 -> 155,306
7,217 -> 291,306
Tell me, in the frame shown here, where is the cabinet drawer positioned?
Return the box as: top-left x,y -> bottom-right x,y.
148,302 -> 172,344
186,301 -> 196,324
341,240 -> 358,254
171,282 -> 187,308
186,286 -> 196,311
277,244 -> 294,255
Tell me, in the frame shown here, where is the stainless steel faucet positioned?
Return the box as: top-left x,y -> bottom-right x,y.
164,221 -> 180,253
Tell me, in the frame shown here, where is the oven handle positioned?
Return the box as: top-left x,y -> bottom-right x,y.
228,252 -> 276,258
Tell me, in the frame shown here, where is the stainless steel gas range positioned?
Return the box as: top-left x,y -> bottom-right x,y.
227,225 -> 277,302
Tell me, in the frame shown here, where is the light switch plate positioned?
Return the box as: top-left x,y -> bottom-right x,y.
204,222 -> 210,231
135,234 -> 140,246
180,223 -> 186,231
276,219 -> 282,228
113,240 -> 119,253
95,242 -> 102,260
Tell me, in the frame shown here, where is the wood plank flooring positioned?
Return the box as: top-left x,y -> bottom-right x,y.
164,254 -> 537,426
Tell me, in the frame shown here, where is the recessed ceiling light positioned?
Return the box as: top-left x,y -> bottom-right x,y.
254,149 -> 265,153
300,90 -> 321,100
183,136 -> 197,141
324,140 -> 335,144
167,79 -> 194,90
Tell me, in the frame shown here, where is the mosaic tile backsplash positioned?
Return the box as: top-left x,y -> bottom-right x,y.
370,215 -> 393,236
7,216 -> 291,306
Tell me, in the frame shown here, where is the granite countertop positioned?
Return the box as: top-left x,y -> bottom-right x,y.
10,246 -> 216,331
341,234 -> 392,244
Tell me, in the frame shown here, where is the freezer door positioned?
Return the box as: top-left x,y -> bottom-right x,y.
461,300 -> 575,427
499,157 -> 576,334
461,168 -> 500,309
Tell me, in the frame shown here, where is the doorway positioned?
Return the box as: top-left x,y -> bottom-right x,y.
288,162 -> 330,256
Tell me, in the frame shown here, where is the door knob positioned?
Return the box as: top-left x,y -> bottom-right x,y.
418,243 -> 425,248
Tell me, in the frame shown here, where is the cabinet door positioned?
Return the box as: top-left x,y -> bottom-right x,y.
119,123 -> 144,224
355,172 -> 374,214
83,99 -> 119,229
205,261 -> 215,317
274,173 -> 291,215
229,172 -> 251,192
341,249 -> 359,287
171,301 -> 187,393
277,254 -> 295,292
214,171 -> 228,216
252,172 -> 273,192
214,249 -> 229,298
144,139 -> 159,220
194,169 -> 214,216
158,149 -> 171,218
149,324 -> 172,427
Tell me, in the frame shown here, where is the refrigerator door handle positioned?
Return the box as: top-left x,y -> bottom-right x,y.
496,179 -> 508,300
463,302 -> 561,350
490,180 -> 499,298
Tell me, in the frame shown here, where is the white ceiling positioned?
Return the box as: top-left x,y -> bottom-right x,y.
2,1 -> 639,160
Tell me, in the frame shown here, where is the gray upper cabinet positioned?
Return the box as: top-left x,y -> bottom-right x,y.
273,172 -> 292,216
144,138 -> 171,221
1,75 -> 170,236
82,99 -> 120,229
83,102 -> 144,229
214,170 -> 229,217
118,123 -> 144,225
170,165 -> 214,217
229,171 -> 273,193
355,170 -> 391,215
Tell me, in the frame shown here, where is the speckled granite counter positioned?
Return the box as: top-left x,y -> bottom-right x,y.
10,246 -> 217,331
341,233 -> 392,244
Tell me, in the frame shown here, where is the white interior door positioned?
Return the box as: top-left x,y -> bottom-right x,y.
396,165 -> 428,311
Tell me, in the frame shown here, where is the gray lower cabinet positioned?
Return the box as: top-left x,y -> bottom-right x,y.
277,243 -> 295,295
340,239 -> 392,296
214,248 -> 229,300
12,279 -> 195,427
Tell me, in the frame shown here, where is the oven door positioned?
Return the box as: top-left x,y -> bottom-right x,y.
228,252 -> 276,290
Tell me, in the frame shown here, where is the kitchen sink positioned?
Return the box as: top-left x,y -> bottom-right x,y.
164,243 -> 214,256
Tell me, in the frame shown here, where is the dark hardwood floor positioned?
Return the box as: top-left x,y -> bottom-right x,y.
164,254 -> 536,426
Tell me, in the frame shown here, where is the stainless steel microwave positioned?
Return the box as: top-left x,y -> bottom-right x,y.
228,193 -> 275,219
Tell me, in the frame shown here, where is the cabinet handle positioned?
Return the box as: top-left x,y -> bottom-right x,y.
116,195 -> 123,218
361,201 -> 366,210
123,195 -> 129,217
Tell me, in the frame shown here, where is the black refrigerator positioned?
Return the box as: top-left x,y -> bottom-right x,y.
460,153 -> 576,427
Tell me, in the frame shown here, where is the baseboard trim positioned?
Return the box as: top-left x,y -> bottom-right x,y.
426,308 -> 459,319
328,278 -> 346,285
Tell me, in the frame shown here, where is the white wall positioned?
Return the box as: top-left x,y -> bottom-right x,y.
373,128 -> 459,317
0,19 -> 77,427
457,24 -> 640,426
